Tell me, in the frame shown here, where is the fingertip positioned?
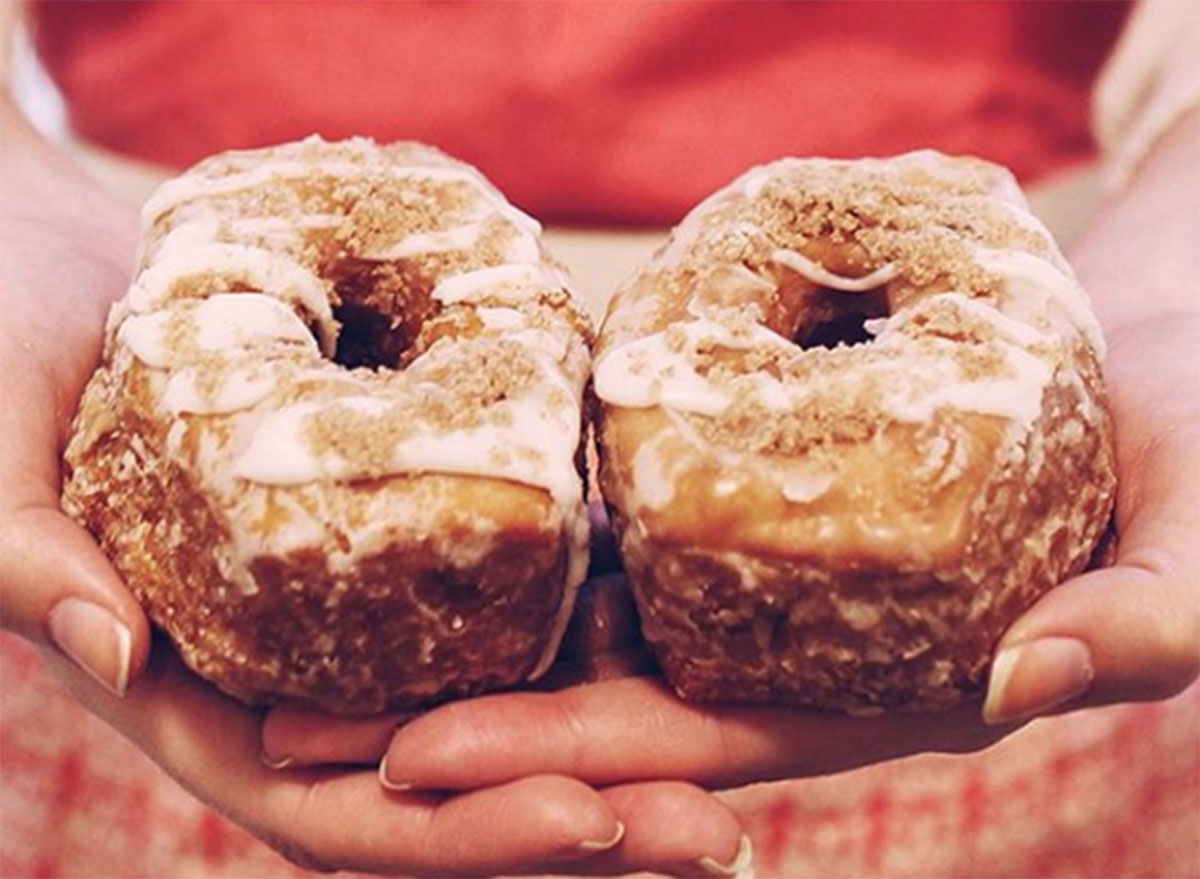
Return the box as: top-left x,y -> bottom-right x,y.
112,595 -> 153,694
590,781 -> 747,877
4,506 -> 154,695
260,751 -> 295,771
380,695 -> 526,790
523,775 -> 625,864
982,636 -> 1094,725
378,751 -> 413,792
573,819 -> 625,855
995,564 -> 1199,709
425,774 -> 623,873
45,594 -> 147,700
697,833 -> 754,878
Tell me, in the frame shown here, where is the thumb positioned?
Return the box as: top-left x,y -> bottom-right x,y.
983,421 -> 1200,724
982,563 -> 1199,725
1,503 -> 151,698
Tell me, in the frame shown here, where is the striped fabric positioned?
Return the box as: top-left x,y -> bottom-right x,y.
2,635 -> 1196,878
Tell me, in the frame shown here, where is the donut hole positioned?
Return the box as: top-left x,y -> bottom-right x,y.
323,258 -> 440,369
794,286 -> 890,349
769,269 -> 892,350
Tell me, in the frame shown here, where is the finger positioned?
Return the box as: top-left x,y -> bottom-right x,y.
557,573 -> 644,659
261,707 -> 415,768
379,677 -> 1011,792
974,558 -> 1199,728
41,645 -> 625,877
1,255 -> 151,696
581,782 -> 750,878
982,563 -> 1199,725
1,505 -> 151,697
983,358 -> 1199,723
262,573 -> 648,769
262,773 -> 624,877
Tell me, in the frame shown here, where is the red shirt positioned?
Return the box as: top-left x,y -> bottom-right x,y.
32,1 -> 1129,223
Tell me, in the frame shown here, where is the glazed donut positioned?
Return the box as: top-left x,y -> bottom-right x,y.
62,137 -> 593,714
593,151 -> 1116,713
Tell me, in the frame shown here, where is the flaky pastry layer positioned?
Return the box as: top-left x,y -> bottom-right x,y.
63,137 -> 593,713
594,151 -> 1116,712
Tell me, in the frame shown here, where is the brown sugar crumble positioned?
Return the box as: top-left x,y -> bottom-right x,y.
300,341 -> 547,478
675,159 -> 1054,303
619,155 -> 1068,457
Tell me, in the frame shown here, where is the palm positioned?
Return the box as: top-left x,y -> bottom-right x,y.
2,189 -> 140,649
2,190 -> 752,876
271,302 -> 1197,800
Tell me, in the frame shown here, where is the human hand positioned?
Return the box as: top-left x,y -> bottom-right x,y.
259,573 -> 752,876
263,304 -> 1196,843
0,171 -> 634,876
344,306 -> 1195,800
0,131 -> 751,877
264,120 -> 1199,824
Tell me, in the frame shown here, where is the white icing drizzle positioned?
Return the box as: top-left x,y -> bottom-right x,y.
972,246 -> 1105,356
367,218 -> 542,266
118,294 -> 317,369
128,242 -> 338,355
771,249 -> 898,292
596,151 -> 1104,504
163,363 -> 281,415
598,293 -> 1059,431
475,306 -> 528,329
367,221 -> 490,260
430,263 -> 567,305
474,308 -> 571,361
143,154 -> 542,238
874,327 -> 1054,426
500,229 -> 543,266
933,291 -> 1055,348
594,340 -> 728,415
779,467 -> 838,503
630,436 -> 680,510
594,318 -> 790,416
233,385 -> 583,508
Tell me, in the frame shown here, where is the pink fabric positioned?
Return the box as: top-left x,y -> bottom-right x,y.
9,4 -> 1196,877
2,635 -> 1197,878
31,1 -> 1129,224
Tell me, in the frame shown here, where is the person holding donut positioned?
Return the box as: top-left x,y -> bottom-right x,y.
1,2 -> 1196,877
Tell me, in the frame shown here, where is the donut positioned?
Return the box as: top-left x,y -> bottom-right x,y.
62,137 -> 593,714
593,151 -> 1116,713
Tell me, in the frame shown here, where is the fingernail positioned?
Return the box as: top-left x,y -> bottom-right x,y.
983,636 -> 1094,725
697,834 -> 754,878
47,598 -> 132,698
378,753 -> 413,792
575,820 -> 625,854
260,750 -> 295,770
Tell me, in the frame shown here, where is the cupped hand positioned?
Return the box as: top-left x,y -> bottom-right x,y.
266,303 -> 1197,824
311,308 -> 1197,799
265,120 -> 1199,817
0,131 -> 749,876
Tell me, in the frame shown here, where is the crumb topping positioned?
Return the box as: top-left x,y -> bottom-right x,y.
301,342 -> 546,477
689,374 -> 880,457
118,137 -> 591,502
598,153 -> 1075,462
651,157 -> 1055,326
